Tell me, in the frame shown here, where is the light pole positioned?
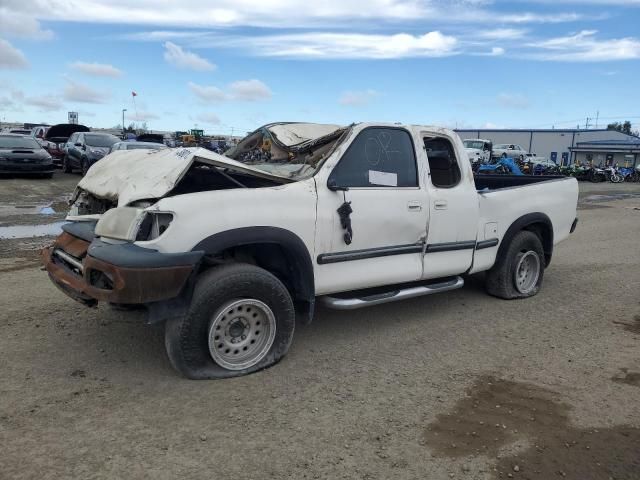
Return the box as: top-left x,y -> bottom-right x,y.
122,109 -> 127,139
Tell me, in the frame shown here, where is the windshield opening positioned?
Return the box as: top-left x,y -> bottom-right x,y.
86,134 -> 119,147
224,123 -> 349,180
0,136 -> 41,149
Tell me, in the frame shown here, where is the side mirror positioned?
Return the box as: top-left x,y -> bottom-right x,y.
327,179 -> 349,192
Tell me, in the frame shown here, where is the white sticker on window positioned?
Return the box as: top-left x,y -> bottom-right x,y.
368,170 -> 398,187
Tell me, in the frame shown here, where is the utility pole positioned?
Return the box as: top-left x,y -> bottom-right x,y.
122,109 -> 127,139
585,117 -> 591,129
595,110 -> 599,129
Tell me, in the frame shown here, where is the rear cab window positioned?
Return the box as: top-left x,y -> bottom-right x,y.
424,137 -> 461,189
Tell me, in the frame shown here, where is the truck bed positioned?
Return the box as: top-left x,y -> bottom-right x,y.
474,174 -> 566,191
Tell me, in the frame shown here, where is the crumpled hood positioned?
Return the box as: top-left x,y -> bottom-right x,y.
74,147 -> 292,206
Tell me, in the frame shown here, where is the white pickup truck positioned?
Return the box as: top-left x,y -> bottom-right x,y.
43,122 -> 579,379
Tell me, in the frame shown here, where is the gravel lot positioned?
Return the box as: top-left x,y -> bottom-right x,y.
1,173 -> 639,479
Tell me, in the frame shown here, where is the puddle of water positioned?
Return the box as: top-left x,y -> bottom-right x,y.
0,196 -> 70,217
423,376 -> 640,479
0,221 -> 66,239
582,193 -> 640,203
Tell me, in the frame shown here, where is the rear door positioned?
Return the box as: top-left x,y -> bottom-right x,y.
422,133 -> 479,278
314,126 -> 429,294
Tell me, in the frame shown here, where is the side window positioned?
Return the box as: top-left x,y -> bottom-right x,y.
329,128 -> 418,188
424,137 -> 461,189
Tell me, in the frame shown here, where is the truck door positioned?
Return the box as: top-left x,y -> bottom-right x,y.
314,127 -> 429,295
422,135 -> 479,278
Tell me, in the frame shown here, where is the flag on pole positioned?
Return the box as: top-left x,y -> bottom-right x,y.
132,91 -> 137,97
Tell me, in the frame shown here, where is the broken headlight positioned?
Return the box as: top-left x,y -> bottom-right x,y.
135,212 -> 174,241
94,207 -> 173,242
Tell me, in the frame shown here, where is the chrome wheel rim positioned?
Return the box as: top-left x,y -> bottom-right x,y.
208,299 -> 276,371
513,251 -> 540,294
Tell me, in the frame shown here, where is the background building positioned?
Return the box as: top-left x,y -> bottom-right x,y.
455,128 -> 639,167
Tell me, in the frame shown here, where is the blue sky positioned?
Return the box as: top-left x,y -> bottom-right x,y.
0,0 -> 639,135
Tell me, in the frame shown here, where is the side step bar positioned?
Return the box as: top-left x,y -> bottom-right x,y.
319,276 -> 464,310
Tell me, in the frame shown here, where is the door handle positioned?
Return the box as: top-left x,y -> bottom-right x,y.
434,200 -> 448,210
407,201 -> 422,212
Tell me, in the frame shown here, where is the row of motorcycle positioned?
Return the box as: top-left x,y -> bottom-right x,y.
542,164 -> 640,183
473,158 -> 640,183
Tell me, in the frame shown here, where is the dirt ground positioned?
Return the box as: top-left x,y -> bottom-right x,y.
1,172 -> 639,480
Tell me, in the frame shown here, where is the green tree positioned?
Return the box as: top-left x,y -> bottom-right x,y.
607,120 -> 638,136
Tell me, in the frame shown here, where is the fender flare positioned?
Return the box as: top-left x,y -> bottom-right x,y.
191,226 -> 315,306
498,212 -> 554,267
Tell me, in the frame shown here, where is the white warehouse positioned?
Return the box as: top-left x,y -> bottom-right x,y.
455,128 -> 640,167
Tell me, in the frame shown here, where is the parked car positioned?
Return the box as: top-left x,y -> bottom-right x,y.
43,124 -> 90,167
463,138 -> 492,164
492,143 -> 528,160
8,129 -> 32,135
136,133 -> 165,144
0,134 -> 54,177
43,122 -> 579,379
63,132 -> 120,175
109,141 -> 168,153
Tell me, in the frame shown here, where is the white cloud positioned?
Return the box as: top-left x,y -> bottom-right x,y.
227,31 -> 458,59
497,93 -> 530,109
188,79 -> 272,102
228,79 -> 272,101
476,29 -> 527,40
24,95 -> 64,112
126,110 -> 159,121
163,41 -> 215,71
70,61 -> 123,77
188,82 -> 228,102
0,39 -> 28,69
339,89 -> 379,107
196,112 -> 221,124
0,8 -> 53,40
529,30 -> 640,61
63,79 -> 110,104
7,0 -> 588,29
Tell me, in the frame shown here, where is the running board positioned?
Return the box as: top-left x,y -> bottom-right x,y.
319,276 -> 464,310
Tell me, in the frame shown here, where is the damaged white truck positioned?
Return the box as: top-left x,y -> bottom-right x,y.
43,122 -> 579,379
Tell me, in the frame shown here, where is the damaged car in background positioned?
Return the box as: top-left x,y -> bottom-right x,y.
43,122 -> 579,379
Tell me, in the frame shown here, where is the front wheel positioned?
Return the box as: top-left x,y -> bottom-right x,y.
62,155 -> 72,173
81,158 -> 90,176
485,230 -> 545,299
165,263 -> 295,379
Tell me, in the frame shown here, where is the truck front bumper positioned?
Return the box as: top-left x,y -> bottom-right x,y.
42,224 -> 203,307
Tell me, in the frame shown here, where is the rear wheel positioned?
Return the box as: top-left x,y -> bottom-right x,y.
165,263 -> 295,379
485,230 -> 545,299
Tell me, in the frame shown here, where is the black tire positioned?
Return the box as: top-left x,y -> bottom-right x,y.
485,230 -> 545,300
81,158 -> 89,176
164,263 -> 295,379
62,155 -> 72,173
